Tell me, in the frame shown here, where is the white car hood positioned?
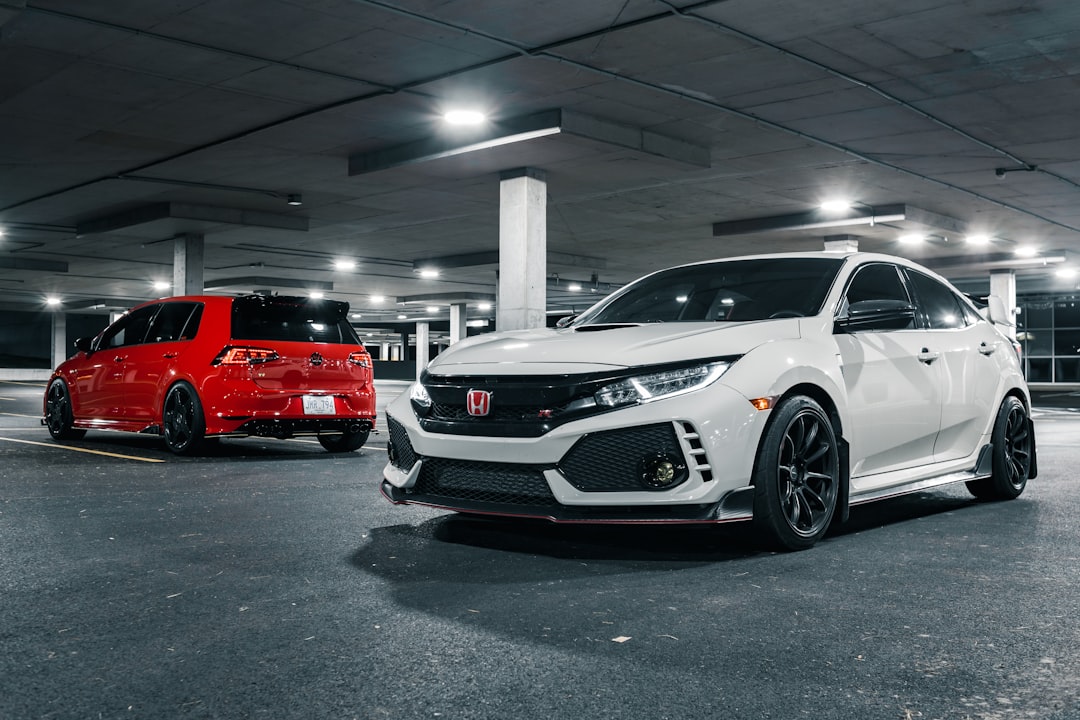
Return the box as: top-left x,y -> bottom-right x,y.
426,320 -> 800,375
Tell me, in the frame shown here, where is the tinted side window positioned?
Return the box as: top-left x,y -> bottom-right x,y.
844,264 -> 910,305
99,305 -> 159,349
146,302 -> 202,342
907,271 -> 967,329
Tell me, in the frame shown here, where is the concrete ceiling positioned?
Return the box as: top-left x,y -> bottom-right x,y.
4,0 -> 1080,327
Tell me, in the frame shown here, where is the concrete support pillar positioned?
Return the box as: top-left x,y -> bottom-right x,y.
51,312 -> 67,369
498,168 -> 547,331
415,321 -> 430,379
824,234 -> 859,252
174,233 -> 205,296
449,303 -> 467,344
380,342 -> 390,362
990,269 -> 1017,341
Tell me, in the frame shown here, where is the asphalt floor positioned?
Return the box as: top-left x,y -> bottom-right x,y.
1,380 -> 1078,719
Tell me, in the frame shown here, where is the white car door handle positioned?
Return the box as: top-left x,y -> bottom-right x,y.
917,348 -> 940,364
979,341 -> 998,355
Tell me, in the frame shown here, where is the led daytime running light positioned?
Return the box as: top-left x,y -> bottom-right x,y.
595,362 -> 730,408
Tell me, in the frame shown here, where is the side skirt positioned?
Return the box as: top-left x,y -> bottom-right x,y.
848,444 -> 993,507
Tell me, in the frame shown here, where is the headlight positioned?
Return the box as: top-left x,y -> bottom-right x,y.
409,382 -> 432,415
594,361 -> 730,409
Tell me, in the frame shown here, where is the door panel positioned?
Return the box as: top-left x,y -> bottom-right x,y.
836,330 -> 944,486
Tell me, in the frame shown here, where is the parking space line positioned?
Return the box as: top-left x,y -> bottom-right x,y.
1,412 -> 41,418
0,380 -> 46,387
0,437 -> 166,463
0,395 -> 17,400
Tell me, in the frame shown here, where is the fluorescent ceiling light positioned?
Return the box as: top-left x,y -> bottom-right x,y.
334,259 -> 356,271
309,291 -> 324,299
1015,246 -> 1038,257
965,234 -> 991,246
426,306 -> 439,313
898,233 -> 925,244
1055,267 -> 1077,279
397,314 -> 408,320
819,199 -> 852,213
477,302 -> 492,311
370,295 -> 385,303
444,109 -> 486,126
152,280 -> 170,291
418,269 -> 439,279
46,296 -> 61,306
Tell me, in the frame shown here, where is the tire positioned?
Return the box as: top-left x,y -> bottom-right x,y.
318,426 -> 370,453
752,395 -> 840,551
44,379 -> 86,441
161,382 -> 206,456
966,396 -> 1032,500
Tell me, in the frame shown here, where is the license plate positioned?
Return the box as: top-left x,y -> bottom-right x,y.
302,395 -> 336,415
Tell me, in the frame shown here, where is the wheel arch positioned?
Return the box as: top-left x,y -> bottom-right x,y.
1003,387 -> 1038,480
751,381 -> 852,523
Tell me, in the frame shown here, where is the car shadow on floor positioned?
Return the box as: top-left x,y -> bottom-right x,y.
353,487 -> 988,577
48,433 -> 374,462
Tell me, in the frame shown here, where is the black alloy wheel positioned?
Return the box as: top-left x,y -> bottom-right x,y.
752,395 -> 840,551
44,379 -> 86,441
967,395 -> 1032,500
162,382 -> 205,456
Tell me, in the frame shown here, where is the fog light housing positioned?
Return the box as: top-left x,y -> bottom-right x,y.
639,453 -> 688,490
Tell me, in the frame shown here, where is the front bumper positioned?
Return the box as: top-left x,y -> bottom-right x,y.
381,382 -> 767,523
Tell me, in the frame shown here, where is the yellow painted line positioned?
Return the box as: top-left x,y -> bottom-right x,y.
0,437 -> 166,463
1,412 -> 41,418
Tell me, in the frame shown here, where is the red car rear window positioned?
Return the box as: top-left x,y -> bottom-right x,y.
231,296 -> 362,344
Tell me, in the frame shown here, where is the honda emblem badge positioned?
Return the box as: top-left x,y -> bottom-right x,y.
466,389 -> 491,417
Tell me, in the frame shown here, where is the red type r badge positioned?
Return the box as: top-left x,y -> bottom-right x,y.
466,389 -> 491,417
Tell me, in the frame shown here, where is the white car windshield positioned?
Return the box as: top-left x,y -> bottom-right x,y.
576,257 -> 845,325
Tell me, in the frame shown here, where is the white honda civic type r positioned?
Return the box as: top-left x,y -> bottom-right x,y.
381,252 -> 1037,550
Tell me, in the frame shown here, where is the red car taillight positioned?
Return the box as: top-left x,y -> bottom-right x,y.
212,346 -> 279,365
348,351 -> 371,368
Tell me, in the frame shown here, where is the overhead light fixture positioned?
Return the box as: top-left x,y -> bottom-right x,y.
819,199 -> 853,213
567,283 -> 582,292
418,268 -> 439,279
965,234 -> 991,246
443,109 -> 486,126
152,280 -> 171,291
898,233 -> 925,244
46,296 -> 61,306
397,314 -> 408,320
426,306 -> 440,313
309,291 -> 324,299
1055,267 -> 1078,279
477,302 -> 492,311
370,295 -> 385,303
287,194 -> 303,206
334,259 -> 356,271
1015,246 -> 1038,258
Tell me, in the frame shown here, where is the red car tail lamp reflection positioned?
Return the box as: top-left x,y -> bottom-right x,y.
212,346 -> 280,365
348,351 -> 371,368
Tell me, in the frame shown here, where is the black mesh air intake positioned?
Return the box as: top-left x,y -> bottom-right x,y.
558,423 -> 687,492
386,415 -> 417,470
413,458 -> 556,506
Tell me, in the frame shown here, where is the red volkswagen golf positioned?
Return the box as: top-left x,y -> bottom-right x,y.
43,294 -> 376,455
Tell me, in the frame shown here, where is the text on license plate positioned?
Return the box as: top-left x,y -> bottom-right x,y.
302,395 -> 336,415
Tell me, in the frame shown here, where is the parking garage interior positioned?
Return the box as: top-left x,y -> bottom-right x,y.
3,1 -> 1080,718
